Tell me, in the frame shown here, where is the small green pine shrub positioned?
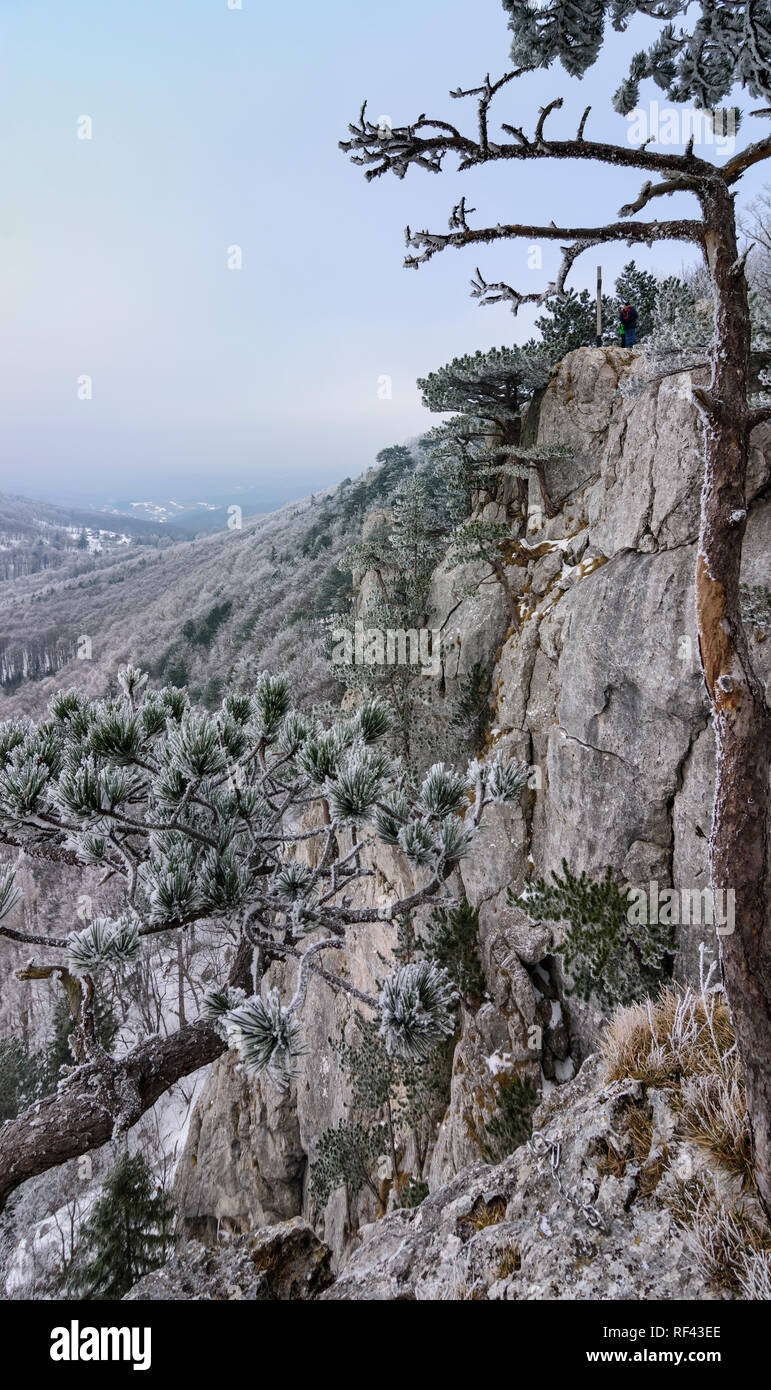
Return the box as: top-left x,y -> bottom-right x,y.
67,1151 -> 175,1300
483,1074 -> 539,1162
510,860 -> 672,1009
423,899 -> 486,1008
310,1119 -> 385,1210
450,662 -> 493,752
310,1012 -> 454,1218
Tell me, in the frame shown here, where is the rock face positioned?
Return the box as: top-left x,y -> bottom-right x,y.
168,346 -> 771,1272
131,1053 -> 723,1302
175,1052 -> 305,1242
175,833 -> 424,1263
321,1055 -> 718,1302
125,1218 -> 332,1301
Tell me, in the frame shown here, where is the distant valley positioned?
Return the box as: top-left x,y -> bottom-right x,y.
0,454 -> 414,717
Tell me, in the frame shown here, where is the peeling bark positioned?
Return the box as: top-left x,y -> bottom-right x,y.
696,182 -> 771,1216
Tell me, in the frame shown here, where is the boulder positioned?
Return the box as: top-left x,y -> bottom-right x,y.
125,1219 -> 332,1301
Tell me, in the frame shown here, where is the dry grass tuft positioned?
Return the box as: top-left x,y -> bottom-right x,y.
680,1072 -> 753,1188
603,954 -> 754,1194
496,1246 -> 521,1279
603,983 -> 734,1088
672,1175 -> 771,1295
464,1195 -> 508,1231
597,1139 -> 627,1179
638,1148 -> 669,1198
626,1105 -> 653,1161
601,949 -> 770,1292
736,1250 -> 771,1300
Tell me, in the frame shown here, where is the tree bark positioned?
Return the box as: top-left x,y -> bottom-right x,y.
696,181 -> 771,1216
0,1021 -> 226,1213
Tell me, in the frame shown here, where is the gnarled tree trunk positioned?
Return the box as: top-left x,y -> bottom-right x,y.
0,920 -> 255,1212
0,1021 -> 227,1213
696,180 -> 771,1216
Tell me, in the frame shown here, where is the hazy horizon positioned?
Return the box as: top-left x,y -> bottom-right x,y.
1,0 -> 766,510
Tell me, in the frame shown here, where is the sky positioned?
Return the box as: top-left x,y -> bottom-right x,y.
0,0 -> 767,508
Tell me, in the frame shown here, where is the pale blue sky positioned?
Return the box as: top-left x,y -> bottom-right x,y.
0,0 -> 765,506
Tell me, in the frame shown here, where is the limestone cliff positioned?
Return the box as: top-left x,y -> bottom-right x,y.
172,347 -> 771,1282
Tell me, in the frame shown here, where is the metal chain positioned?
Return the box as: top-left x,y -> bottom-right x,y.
529,1131 -> 605,1230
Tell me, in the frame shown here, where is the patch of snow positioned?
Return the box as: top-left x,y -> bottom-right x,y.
485,1050 -> 514,1077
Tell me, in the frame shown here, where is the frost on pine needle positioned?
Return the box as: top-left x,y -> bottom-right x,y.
324,747 -> 390,824
66,916 -> 140,974
251,672 -> 291,744
116,664 -> 149,702
225,989 -> 307,1089
418,763 -> 469,817
274,860 -> 317,903
372,792 -> 409,845
296,729 -> 345,784
435,816 -> 475,867
277,710 -> 312,757
484,751 -> 529,804
143,841 -> 202,924
396,820 -> 436,865
355,698 -> 390,745
165,712 -> 227,780
378,961 -> 458,1062
200,984 -> 247,1026
0,864 -> 22,923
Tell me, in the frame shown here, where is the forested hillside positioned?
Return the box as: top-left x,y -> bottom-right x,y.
0,448 -> 420,716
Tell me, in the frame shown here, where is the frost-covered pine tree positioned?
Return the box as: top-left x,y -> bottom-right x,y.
612,261 -> 660,340
387,474 -> 449,616
534,261 -> 658,349
642,276 -> 714,367
448,519 -> 523,628
340,0 -> 771,1217
418,345 -> 571,523
0,666 -> 528,1206
417,344 -> 552,435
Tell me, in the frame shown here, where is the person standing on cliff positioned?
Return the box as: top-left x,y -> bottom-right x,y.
619,301 -> 638,347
